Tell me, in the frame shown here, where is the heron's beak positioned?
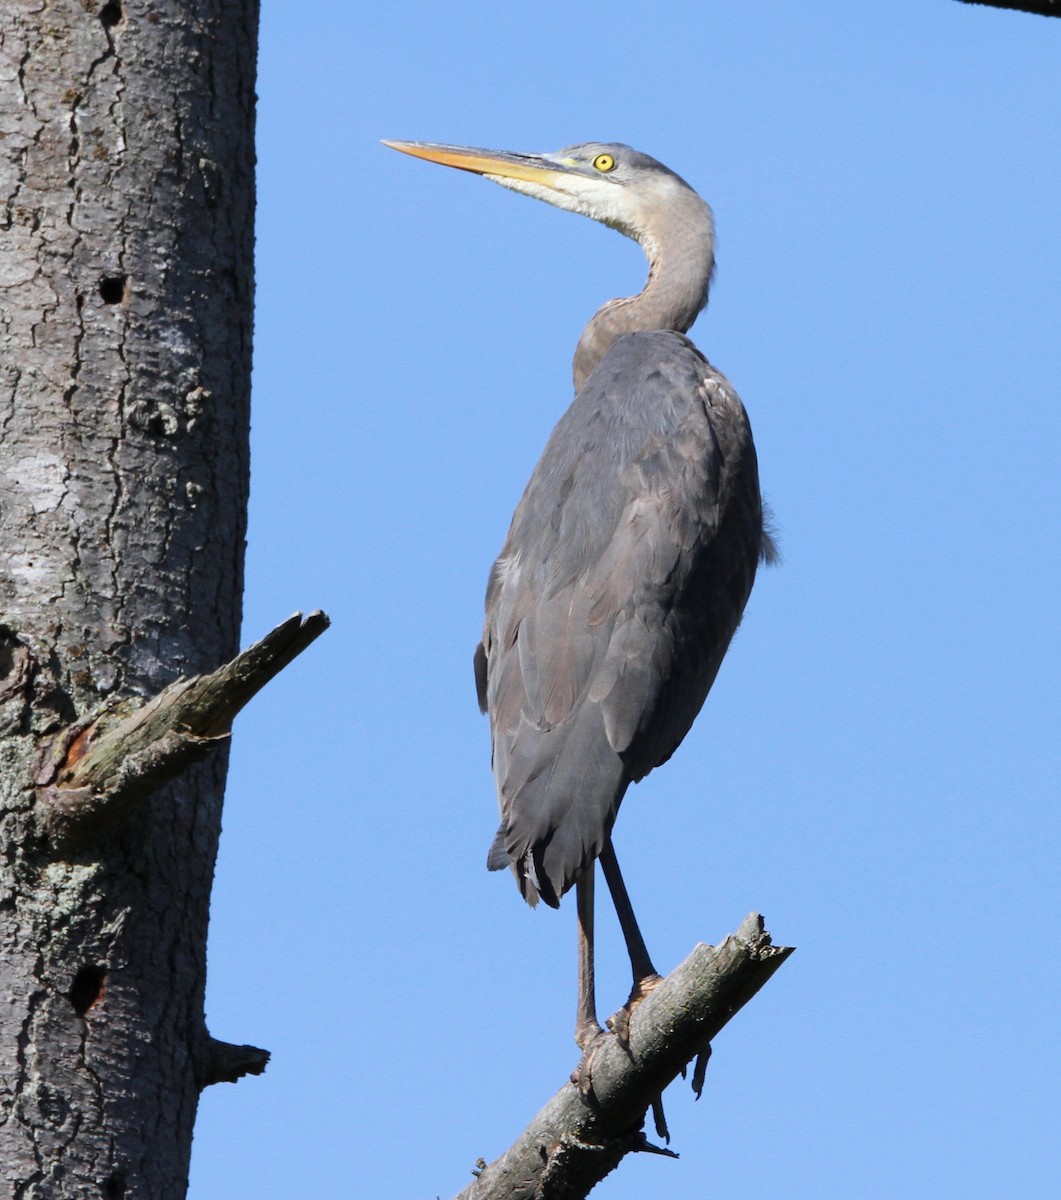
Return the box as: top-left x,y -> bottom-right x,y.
383,140 -> 569,189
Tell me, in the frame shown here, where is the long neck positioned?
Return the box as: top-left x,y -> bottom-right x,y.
572,196 -> 715,393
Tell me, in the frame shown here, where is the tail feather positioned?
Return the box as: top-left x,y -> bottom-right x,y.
486,829 -> 510,872
488,704 -> 628,908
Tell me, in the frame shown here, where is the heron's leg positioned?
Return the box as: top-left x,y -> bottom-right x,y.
599,838 -> 663,1046
571,865 -> 609,1099
574,864 -> 604,1049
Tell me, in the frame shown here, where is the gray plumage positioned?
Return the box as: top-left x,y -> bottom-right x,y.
476,329 -> 769,907
384,138 -> 772,919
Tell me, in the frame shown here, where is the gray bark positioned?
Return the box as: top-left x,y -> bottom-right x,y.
0,1 -> 259,1195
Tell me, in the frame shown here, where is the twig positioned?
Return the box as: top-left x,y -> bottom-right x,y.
955,0 -> 1060,16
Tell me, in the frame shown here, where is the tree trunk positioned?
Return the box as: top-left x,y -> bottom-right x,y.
1,1 -> 259,1194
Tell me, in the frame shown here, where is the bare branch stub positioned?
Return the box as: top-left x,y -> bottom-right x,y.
453,913 -> 793,1200
37,611 -> 330,841
195,1038 -> 271,1088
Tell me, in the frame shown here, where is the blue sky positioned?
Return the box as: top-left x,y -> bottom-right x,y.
190,3 -> 1060,1197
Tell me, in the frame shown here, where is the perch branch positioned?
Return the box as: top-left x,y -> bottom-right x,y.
38,611 -> 329,839
453,912 -> 793,1200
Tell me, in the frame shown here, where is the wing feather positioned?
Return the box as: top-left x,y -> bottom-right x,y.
477,331 -> 766,905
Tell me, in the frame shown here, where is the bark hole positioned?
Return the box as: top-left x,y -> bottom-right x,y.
99,2 -> 122,27
69,964 -> 107,1015
103,1172 -> 126,1198
98,276 -> 127,304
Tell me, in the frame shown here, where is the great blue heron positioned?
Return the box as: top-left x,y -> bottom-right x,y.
385,139 -> 773,1059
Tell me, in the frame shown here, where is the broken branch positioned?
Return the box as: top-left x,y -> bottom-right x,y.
454,913 -> 793,1200
38,611 -> 329,840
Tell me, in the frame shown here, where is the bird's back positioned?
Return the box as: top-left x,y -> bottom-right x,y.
476,330 -> 766,907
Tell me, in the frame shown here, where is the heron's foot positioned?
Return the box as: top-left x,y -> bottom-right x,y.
606,971 -> 664,1049
570,1020 -> 609,1099
691,1038 -> 712,1098
649,1094 -> 671,1145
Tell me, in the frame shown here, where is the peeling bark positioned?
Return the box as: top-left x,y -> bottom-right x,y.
0,2 -> 259,1195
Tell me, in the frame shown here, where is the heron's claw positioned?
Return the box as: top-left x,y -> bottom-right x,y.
691,1039 -> 712,1099
606,1003 -> 634,1049
606,972 -> 664,1049
570,1026 -> 610,1099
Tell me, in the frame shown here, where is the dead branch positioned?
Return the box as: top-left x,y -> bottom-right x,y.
37,611 -> 329,841
955,0 -> 1060,16
454,912 -> 793,1200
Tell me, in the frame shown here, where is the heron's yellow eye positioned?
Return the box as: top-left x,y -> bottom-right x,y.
592,153 -> 616,173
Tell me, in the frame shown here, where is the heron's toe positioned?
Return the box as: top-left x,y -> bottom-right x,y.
570,1026 -> 609,1099
606,971 -> 664,1049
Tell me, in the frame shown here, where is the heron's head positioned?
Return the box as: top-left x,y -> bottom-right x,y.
382,139 -> 712,257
